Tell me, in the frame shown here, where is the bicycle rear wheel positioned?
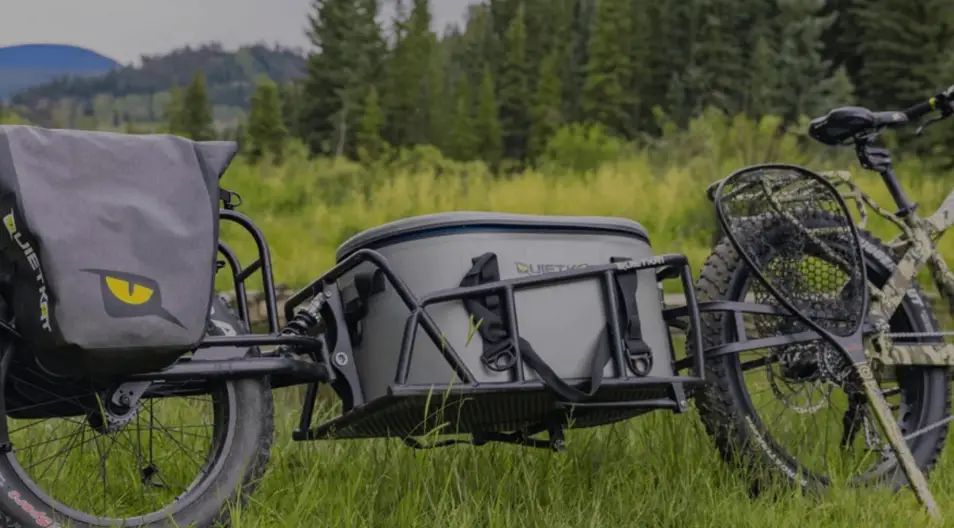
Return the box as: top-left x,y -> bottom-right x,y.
0,297 -> 274,528
694,212 -> 951,491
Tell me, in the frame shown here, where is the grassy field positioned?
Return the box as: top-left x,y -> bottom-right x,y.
209,145 -> 954,526
216,138 -> 954,293
205,119 -> 954,526
215,386 -> 951,528
15,115 -> 954,527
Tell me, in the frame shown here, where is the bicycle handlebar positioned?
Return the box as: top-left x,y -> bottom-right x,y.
903,84 -> 954,120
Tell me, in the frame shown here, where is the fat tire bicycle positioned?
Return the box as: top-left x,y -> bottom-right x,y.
0,85 -> 951,527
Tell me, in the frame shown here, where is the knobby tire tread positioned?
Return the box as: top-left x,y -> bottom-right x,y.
692,213 -> 950,492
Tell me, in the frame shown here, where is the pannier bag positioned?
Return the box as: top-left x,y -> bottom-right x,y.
0,125 -> 237,375
336,212 -> 674,404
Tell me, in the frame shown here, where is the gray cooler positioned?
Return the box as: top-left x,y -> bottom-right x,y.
324,211 -> 679,439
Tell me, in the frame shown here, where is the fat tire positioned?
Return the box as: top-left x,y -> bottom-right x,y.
693,212 -> 951,492
0,296 -> 275,528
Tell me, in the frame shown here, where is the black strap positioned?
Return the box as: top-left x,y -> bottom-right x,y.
342,270 -> 386,346
610,257 -> 654,375
460,253 -> 623,403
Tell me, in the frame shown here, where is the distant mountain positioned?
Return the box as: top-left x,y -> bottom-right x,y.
0,44 -> 119,98
8,43 -> 307,127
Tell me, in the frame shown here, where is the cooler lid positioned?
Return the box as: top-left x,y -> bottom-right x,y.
336,211 -> 651,261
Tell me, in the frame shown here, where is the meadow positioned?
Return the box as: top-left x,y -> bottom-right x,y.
16,113 -> 954,528
200,114 -> 954,527
217,113 -> 954,295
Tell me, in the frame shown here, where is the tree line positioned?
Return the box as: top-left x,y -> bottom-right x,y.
170,0 -> 954,169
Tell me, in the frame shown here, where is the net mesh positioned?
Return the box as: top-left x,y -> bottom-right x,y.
714,166 -> 866,338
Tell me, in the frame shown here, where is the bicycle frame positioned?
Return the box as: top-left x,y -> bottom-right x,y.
820,167 -> 954,368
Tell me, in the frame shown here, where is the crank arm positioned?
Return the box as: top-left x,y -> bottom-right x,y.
854,359 -> 941,520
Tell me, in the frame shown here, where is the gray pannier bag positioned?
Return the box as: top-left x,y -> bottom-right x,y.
0,125 -> 237,376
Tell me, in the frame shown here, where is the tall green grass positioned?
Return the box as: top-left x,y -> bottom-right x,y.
15,112 -> 954,527
226,388 -> 946,528
208,113 -> 954,527
217,112 -> 954,294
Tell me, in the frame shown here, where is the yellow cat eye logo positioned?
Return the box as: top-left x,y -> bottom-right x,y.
82,269 -> 184,328
104,276 -> 155,306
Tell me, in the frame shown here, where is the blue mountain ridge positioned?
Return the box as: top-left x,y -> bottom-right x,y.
0,43 -> 119,70
0,44 -> 119,99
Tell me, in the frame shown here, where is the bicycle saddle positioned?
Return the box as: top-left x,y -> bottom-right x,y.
808,106 -> 907,145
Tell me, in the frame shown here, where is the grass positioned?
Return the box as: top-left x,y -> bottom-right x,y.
217,388 -> 950,528
214,136 -> 954,298
206,135 -> 954,527
14,114 -> 954,526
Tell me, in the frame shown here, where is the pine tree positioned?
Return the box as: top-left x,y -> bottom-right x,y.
692,0 -> 750,116
246,77 -> 288,164
626,1 -> 655,133
383,0 -> 438,147
181,74 -> 215,141
426,41 -> 451,151
730,0 -> 779,119
300,0 -> 386,157
852,0 -> 951,109
166,82 -> 185,135
745,36 -> 780,117
356,85 -> 386,161
487,0 -> 522,80
528,52 -> 563,160
564,0 -> 596,124
581,0 -> 634,138
475,65 -> 503,168
772,0 -> 854,123
278,81 -> 304,139
235,121 -> 247,154
497,3 -> 531,162
449,3 -> 493,88
521,0 -> 571,80
820,0 -> 866,84
448,76 -> 477,161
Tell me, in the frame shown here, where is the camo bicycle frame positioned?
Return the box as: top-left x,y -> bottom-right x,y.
819,170 -> 954,369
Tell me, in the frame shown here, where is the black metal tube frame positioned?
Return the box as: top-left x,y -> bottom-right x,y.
0,204 -> 858,391
115,209 -> 858,387
284,249 -> 708,392
90,208 -> 330,385
0,203 -> 889,451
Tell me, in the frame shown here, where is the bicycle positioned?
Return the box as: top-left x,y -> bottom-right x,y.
697,83 -> 954,520
0,85 -> 948,527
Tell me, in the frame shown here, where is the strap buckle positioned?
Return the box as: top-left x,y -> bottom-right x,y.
625,346 -> 653,376
481,341 -> 517,372
219,188 -> 243,210
624,320 -> 653,377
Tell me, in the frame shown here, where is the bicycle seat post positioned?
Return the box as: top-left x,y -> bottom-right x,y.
855,139 -> 919,217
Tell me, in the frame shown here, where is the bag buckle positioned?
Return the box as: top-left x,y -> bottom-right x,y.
625,345 -> 653,376
219,188 -> 243,210
624,321 -> 653,377
482,341 -> 517,372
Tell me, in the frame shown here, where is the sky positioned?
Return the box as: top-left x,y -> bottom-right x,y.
0,0 -> 470,65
